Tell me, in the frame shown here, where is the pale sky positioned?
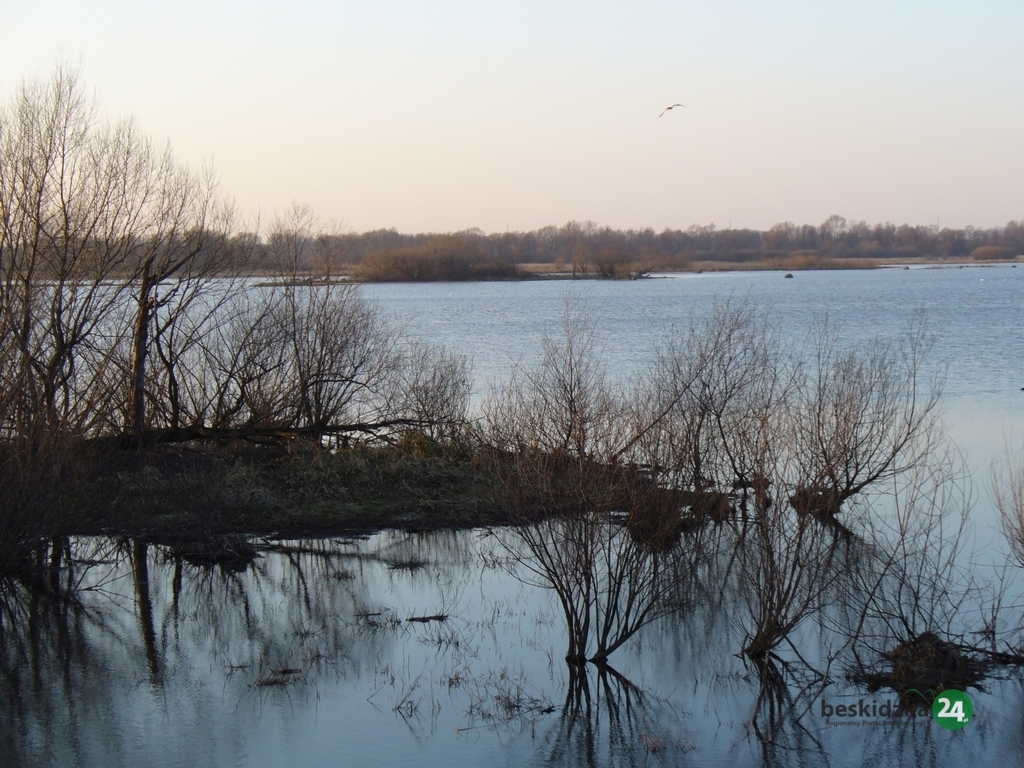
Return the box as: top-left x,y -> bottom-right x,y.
2,1 -> 1022,234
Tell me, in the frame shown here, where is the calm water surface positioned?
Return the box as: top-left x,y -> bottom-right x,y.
4,267 -> 1023,767
364,265 -> 1024,407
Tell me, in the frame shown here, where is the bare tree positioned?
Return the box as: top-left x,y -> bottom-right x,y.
0,63 -> 136,438
127,176 -> 239,436
0,62 -> 238,441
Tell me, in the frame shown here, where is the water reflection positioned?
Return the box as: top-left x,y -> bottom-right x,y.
533,664 -> 693,768
0,530 -> 1021,767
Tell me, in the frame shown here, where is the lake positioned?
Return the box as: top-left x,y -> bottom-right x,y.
4,265 -> 1023,767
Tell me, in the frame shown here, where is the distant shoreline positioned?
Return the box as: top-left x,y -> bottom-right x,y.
247,257 -> 1022,286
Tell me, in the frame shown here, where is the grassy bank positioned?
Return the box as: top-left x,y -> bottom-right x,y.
70,438 -> 510,540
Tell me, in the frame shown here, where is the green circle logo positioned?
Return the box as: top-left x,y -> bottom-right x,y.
932,689 -> 973,730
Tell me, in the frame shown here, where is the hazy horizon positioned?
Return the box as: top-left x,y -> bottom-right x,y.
3,1 -> 1022,234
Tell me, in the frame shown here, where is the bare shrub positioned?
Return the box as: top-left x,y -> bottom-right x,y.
970,245 -> 1016,261
485,297 -> 683,664
993,443 -> 1024,570
485,297 -> 954,671
148,280 -> 472,447
485,296 -> 623,460
835,445 -> 983,694
630,303 -> 790,508
278,283 -> 399,436
387,341 -> 472,441
355,236 -> 518,282
787,318 -> 942,520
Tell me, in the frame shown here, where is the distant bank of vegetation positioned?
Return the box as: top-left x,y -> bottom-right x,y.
248,216 -> 1024,282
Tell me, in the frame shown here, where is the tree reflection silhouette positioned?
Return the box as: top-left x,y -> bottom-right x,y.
0,526 -> 1021,767
538,663 -> 693,768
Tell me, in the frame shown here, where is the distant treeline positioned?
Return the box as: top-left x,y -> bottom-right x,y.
244,215 -> 1024,280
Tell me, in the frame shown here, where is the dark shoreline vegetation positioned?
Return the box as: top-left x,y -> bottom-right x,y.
249,212 -> 1024,282
7,63 -> 1024,741
340,222 -> 1024,282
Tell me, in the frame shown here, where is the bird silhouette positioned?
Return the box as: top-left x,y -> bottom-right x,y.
658,103 -> 686,117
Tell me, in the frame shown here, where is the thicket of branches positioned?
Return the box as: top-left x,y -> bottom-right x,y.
0,66 -> 471,572
480,296 -> 1024,717
482,297 -> 957,670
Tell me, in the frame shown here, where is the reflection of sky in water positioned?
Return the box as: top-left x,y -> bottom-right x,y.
5,268 -> 1024,767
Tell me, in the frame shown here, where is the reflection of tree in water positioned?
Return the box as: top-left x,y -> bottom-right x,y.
504,501 -> 853,765
620,453 -> 1009,766
534,664 -> 693,768
148,536 -> 417,686
0,539 -> 141,766
745,655 -> 829,768
0,534 -> 441,765
500,516 -> 698,667
4,518 -> 1024,767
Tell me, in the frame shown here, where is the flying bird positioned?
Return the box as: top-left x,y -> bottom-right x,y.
658,103 -> 686,117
